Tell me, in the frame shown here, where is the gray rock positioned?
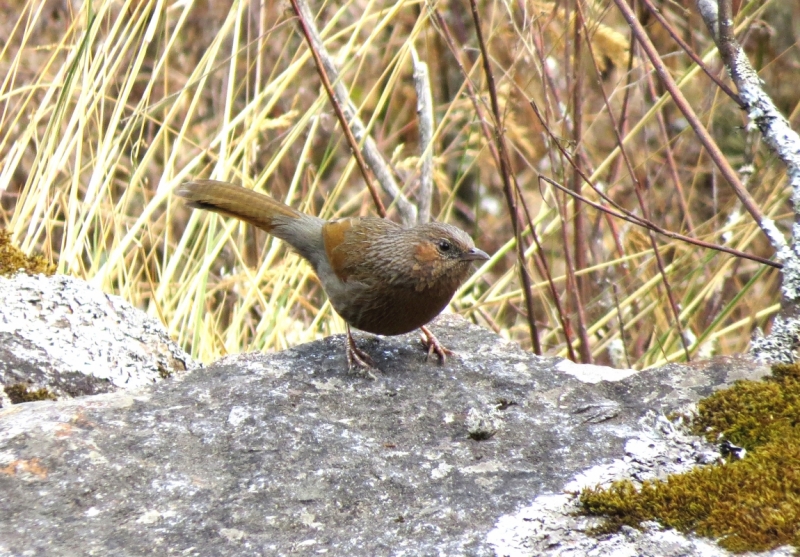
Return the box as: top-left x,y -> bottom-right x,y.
0,314 -> 782,556
0,273 -> 195,406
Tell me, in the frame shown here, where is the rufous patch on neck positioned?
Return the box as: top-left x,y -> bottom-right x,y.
322,218 -> 356,282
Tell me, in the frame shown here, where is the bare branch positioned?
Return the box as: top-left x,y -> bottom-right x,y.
540,176 -> 780,270
577,1 -> 689,361
290,0 -> 418,225
612,0 -> 780,253
468,0 -> 542,356
699,0 -> 800,253
433,9 -> 571,359
642,0 -> 742,107
411,47 -> 434,224
695,0 -> 800,363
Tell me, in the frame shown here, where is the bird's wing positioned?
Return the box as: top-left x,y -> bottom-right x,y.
321,217 -> 401,284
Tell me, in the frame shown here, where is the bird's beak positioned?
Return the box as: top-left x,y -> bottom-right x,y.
461,247 -> 490,262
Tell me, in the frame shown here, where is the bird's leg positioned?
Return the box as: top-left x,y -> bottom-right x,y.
346,325 -> 377,378
420,325 -> 453,364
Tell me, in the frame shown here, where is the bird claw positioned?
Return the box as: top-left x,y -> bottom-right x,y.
420,325 -> 453,364
346,327 -> 378,379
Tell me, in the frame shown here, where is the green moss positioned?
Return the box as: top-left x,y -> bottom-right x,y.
0,229 -> 56,276
158,362 -> 173,379
5,383 -> 57,403
579,363 -> 800,553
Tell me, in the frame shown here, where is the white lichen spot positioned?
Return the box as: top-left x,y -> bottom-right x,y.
465,407 -> 503,440
431,462 -> 454,480
556,360 -> 637,384
227,406 -> 250,427
136,509 -> 162,524
299,512 -> 324,530
219,528 -> 247,542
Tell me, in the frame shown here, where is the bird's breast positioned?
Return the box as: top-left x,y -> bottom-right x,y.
328,281 -> 456,336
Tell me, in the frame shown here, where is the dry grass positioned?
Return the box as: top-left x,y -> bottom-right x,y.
0,0 -> 796,366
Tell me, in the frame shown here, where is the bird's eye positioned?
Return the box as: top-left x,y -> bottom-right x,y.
437,239 -> 452,253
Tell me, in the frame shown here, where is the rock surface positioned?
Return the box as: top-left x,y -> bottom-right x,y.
0,273 -> 195,406
0,312 -> 783,556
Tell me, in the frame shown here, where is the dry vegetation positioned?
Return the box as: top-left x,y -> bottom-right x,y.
0,0 -> 796,366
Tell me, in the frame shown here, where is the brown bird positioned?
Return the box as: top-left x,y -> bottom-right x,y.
175,180 -> 489,370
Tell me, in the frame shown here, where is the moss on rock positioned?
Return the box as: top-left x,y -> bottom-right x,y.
0,229 -> 55,276
579,363 -> 800,553
5,383 -> 58,404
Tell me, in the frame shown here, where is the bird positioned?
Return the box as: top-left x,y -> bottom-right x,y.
175,180 -> 489,371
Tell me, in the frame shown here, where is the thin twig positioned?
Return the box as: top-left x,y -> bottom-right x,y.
524,12 -> 583,358
610,280 -> 632,369
468,0 -> 541,355
517,176 -> 578,362
576,1 -> 689,360
633,176 -> 691,360
699,0 -> 797,253
696,0 -> 800,362
530,94 -> 704,296
289,0 -> 419,225
435,7 -> 572,358
540,175 -> 780,269
640,0 -> 742,107
603,25 -> 636,263
643,64 -> 696,232
411,46 -> 434,224
567,1 -> 592,363
612,0 -> 777,251
431,10 -> 499,166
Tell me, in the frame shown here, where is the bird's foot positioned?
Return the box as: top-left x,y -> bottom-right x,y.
346,326 -> 378,379
420,325 -> 453,364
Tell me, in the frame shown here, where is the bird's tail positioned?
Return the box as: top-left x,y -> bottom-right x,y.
175,180 -> 307,232
175,180 -> 326,264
